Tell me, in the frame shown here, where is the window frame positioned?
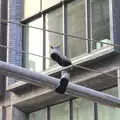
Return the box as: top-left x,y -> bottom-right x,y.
21,2 -> 63,70
21,0 -> 113,72
97,86 -> 119,120
22,15 -> 44,71
27,98 -> 95,120
89,0 -> 111,52
66,0 -> 88,58
22,0 -> 42,19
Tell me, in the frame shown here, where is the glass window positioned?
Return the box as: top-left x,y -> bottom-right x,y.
22,0 -> 41,18
67,0 -> 87,58
50,102 -> 69,120
103,87 -> 118,97
23,17 -> 43,72
91,0 -> 111,50
46,8 -> 63,69
0,107 -> 2,120
98,105 -> 120,120
29,108 -> 47,120
42,0 -> 61,10
73,98 -> 94,120
98,87 -> 120,120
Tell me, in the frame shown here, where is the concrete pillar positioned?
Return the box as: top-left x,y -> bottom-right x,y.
0,106 -> 5,120
12,107 -> 27,120
6,106 -> 12,120
6,106 -> 27,120
7,0 -> 22,86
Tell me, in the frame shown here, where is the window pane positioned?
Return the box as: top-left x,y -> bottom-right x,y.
23,0 -> 41,18
73,98 -> 94,120
67,0 -> 86,58
50,102 -> 69,120
23,18 -> 43,72
0,107 -> 2,120
42,0 -> 61,10
29,109 -> 47,120
98,105 -> 120,120
103,87 -> 118,97
46,8 -> 63,69
91,0 -> 111,50
98,87 -> 120,120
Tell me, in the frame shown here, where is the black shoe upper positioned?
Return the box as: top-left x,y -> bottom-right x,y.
51,52 -> 71,67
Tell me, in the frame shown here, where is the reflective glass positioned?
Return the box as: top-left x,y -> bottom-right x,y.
98,87 -> 120,120
73,98 -> 94,120
67,0 -> 86,58
23,18 -> 43,72
50,102 -> 69,120
23,0 -> 41,18
91,0 -> 111,50
42,0 -> 61,10
46,8 -> 63,69
29,109 -> 47,120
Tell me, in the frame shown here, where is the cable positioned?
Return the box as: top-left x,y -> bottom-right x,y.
0,19 -> 118,79
0,42 -> 117,79
73,65 -> 117,78
0,40 -> 117,79
0,43 -> 51,60
56,63 -> 118,79
1,18 -> 120,48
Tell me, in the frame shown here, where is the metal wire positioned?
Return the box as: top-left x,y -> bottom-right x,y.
0,18 -> 118,79
0,41 -> 117,79
73,65 -> 117,78
0,41 -> 118,79
0,43 -> 51,60
1,18 -> 120,48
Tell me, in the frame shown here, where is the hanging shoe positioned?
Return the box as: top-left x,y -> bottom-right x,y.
55,71 -> 70,94
50,46 -> 72,67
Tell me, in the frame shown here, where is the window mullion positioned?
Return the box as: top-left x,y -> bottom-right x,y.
86,0 -> 92,53
63,2 -> 68,56
43,14 -> 46,70
47,106 -> 50,120
70,100 -> 73,120
94,102 -> 98,120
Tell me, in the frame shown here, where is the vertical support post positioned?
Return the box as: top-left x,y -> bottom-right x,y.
117,67 -> 120,97
85,0 -> 91,53
43,14 -> 46,70
62,2 -> 70,92
94,103 -> 98,120
70,100 -> 73,120
12,107 -> 28,120
6,106 -> 12,120
63,2 -> 68,57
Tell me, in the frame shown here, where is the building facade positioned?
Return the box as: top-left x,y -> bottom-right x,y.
0,0 -> 120,119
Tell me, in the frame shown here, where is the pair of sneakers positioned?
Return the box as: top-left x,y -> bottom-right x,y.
50,46 -> 71,94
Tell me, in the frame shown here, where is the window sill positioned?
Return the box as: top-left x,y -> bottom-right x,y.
7,46 -> 115,91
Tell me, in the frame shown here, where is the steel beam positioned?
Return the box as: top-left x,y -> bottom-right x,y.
0,60 -> 120,108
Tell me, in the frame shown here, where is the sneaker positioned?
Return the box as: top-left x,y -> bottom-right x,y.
51,46 -> 71,67
55,71 -> 69,94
